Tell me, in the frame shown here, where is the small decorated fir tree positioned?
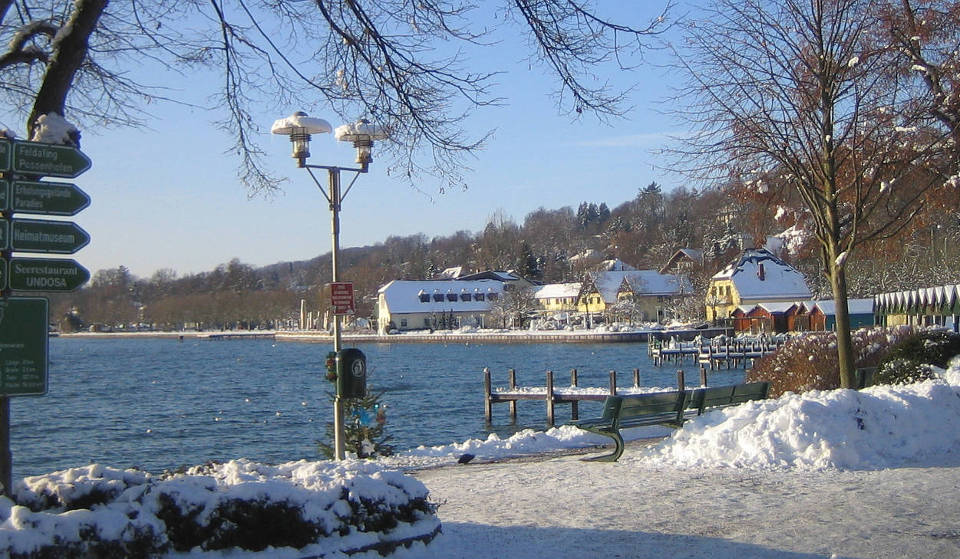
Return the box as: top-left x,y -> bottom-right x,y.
318,391 -> 394,459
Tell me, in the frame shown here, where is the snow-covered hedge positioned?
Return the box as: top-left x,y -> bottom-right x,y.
1,459 -> 440,558
747,326 -> 914,396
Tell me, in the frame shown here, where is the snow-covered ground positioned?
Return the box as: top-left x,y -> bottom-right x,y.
4,360 -> 960,558
395,359 -> 960,558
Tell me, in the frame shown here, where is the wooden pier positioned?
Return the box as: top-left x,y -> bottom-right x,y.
198,332 -> 277,341
648,335 -> 787,370
483,367 -> 704,426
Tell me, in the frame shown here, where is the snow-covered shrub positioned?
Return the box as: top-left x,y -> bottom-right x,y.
875,330 -> 960,386
747,327 -> 913,397
2,460 -> 440,558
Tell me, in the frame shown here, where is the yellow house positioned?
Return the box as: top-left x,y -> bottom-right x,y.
534,282 -> 581,314
577,268 -> 692,323
706,248 -> 812,322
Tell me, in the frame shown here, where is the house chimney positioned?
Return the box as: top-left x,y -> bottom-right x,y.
758,262 -> 765,281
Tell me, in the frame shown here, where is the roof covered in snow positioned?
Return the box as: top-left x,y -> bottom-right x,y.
437,266 -> 463,279
458,270 -> 521,282
810,298 -> 875,316
598,259 -> 637,272
378,280 -> 503,314
587,270 -> 691,302
713,248 -> 811,301
659,248 -> 704,274
534,283 -> 581,299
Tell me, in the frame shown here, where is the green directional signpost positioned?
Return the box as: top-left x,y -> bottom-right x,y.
3,180 -> 90,216
5,218 -> 90,254
10,139 -> 91,178
6,258 -> 90,292
0,137 -> 92,495
0,139 -> 10,172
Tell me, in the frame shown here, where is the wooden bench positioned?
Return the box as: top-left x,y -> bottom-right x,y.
685,381 -> 770,418
569,381 -> 770,462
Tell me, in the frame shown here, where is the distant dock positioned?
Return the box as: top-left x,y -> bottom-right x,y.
648,334 -> 787,369
198,332 -> 277,341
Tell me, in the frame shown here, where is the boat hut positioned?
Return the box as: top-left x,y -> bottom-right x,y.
809,299 -> 875,330
732,302 -> 809,334
874,285 -> 960,331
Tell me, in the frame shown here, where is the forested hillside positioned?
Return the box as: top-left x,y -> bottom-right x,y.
48,182 -> 960,332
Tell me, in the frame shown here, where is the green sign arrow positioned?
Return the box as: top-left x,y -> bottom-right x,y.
0,297 -> 48,396
9,180 -> 91,216
7,258 -> 90,292
12,139 -> 91,178
3,219 -> 90,254
0,139 -> 10,172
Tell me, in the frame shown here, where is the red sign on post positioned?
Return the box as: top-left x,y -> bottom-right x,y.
329,282 -> 355,315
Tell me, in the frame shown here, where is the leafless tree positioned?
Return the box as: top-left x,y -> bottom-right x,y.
877,0 -> 960,169
0,0 -> 672,194
669,0 -> 950,387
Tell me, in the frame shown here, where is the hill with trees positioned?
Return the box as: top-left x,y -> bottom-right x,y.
48,181 -> 959,332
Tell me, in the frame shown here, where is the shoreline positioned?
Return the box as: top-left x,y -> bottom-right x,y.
57,327 -> 730,344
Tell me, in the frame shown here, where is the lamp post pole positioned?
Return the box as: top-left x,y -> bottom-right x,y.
273,113 -> 385,461
328,166 -> 345,460
304,162 -> 364,460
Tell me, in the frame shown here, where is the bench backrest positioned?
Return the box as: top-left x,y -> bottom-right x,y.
609,390 -> 688,427
688,381 -> 769,415
617,390 -> 686,416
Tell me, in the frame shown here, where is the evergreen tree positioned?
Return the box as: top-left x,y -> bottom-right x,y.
318,392 -> 394,459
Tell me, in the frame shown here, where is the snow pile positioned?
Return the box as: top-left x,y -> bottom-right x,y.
29,113 -> 80,145
1,460 -> 439,558
639,360 -> 960,470
393,427 -> 610,467
380,357 -> 960,473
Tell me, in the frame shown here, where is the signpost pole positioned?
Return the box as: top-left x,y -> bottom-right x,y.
0,398 -> 9,496
1,188 -> 11,496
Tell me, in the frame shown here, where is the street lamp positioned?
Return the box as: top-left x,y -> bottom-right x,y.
271,111 -> 387,460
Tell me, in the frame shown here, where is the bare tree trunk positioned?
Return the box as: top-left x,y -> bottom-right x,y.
828,263 -> 855,388
27,0 -> 108,138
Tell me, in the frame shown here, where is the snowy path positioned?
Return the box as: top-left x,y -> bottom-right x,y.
403,452 -> 960,558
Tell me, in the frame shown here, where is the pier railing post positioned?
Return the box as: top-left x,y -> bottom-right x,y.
546,370 -> 555,426
609,370 -> 617,395
700,365 -> 708,387
508,368 -> 517,422
483,367 -> 492,422
677,369 -> 685,391
633,368 -> 640,387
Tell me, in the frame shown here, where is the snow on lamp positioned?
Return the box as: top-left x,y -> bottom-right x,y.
334,119 -> 388,169
271,111 -> 333,167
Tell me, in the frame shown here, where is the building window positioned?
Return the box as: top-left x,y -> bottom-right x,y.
400,318 -> 408,328
475,293 -> 485,302
461,293 -> 472,302
446,293 -> 457,302
433,293 -> 444,302
419,292 -> 430,303
488,293 -> 499,302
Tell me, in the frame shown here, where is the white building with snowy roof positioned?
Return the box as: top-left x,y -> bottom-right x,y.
376,279 -> 504,333
706,248 -> 812,322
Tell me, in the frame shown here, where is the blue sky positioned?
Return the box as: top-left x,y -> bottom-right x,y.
3,5 -> 686,279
